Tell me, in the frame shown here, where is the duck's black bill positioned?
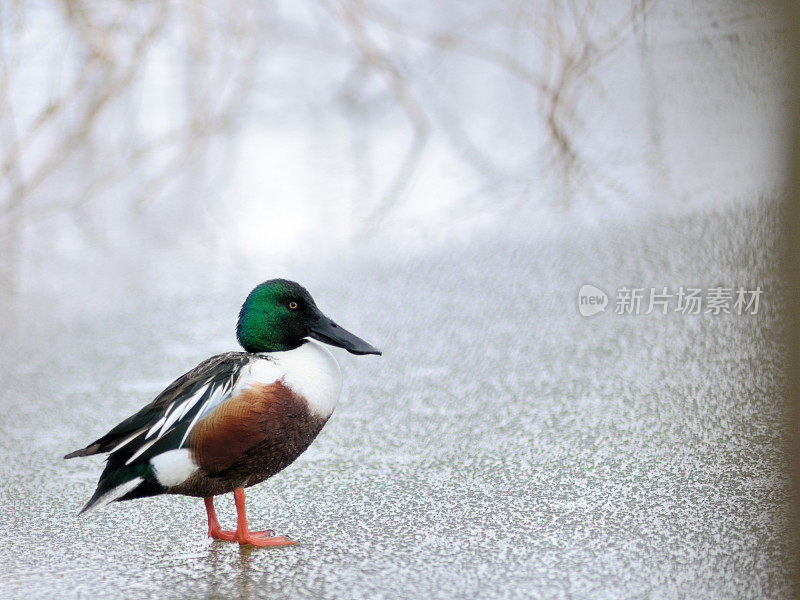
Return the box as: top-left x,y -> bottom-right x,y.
309,317 -> 381,356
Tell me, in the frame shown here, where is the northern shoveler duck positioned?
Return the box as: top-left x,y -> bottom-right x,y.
65,279 -> 380,546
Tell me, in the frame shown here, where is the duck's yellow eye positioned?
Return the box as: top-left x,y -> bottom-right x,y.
289,301 -> 298,309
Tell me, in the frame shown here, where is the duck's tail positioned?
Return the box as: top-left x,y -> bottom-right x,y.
64,444 -> 102,459
79,477 -> 146,514
76,458 -> 164,514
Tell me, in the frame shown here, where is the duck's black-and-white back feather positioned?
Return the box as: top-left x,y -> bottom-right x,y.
65,352 -> 257,512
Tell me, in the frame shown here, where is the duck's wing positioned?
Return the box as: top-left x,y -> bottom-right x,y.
66,351 -> 272,513
64,352 -> 250,458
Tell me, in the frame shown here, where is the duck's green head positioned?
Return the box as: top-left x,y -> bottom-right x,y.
236,279 -> 381,355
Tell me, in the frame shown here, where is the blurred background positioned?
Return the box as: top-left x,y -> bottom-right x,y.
0,0 -> 788,308
0,2 -> 795,599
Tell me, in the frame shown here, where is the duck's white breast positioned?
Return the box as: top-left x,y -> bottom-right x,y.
248,340 -> 342,418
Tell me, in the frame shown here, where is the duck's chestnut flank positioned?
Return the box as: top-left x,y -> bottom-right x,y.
180,381 -> 330,498
65,279 -> 381,547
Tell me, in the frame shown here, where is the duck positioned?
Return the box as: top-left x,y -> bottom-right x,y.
65,279 -> 381,546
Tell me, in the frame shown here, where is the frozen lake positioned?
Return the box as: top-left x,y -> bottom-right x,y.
0,199 -> 789,599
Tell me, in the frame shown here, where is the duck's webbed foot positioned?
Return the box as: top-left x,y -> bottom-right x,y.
232,488 -> 297,547
208,527 -> 236,541
204,492 -> 296,546
235,531 -> 296,547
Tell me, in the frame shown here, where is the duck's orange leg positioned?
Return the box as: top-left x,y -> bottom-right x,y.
205,496 -> 236,541
204,495 -> 276,542
232,487 -> 297,547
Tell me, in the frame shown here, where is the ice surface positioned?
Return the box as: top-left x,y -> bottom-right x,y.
0,200 -> 789,599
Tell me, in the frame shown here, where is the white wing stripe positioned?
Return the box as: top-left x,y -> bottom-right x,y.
179,402 -> 210,448
157,385 -> 209,437
157,408 -> 185,439
199,383 -> 230,419
125,437 -> 159,464
178,381 -> 234,446
146,415 -> 167,439
107,428 -> 146,454
177,385 -> 209,420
